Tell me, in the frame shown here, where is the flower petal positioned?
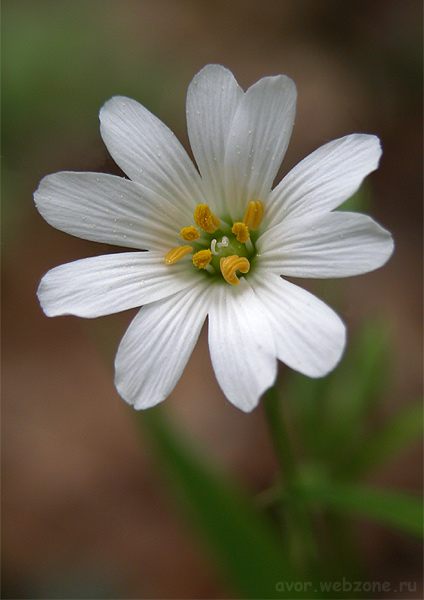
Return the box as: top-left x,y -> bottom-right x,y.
99,96 -> 206,213
258,211 -> 394,278
35,172 -> 195,251
208,281 -> 277,412
264,134 -> 382,229
252,271 -> 346,377
38,251 -> 198,318
186,65 -> 244,215
115,284 -> 209,409
224,74 -> 297,220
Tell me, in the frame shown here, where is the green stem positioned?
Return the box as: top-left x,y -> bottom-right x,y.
262,384 -> 318,575
263,385 -> 297,486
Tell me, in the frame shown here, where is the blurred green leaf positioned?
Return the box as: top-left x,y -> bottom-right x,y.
337,182 -> 371,213
341,402 -> 423,478
3,1 -> 190,251
286,319 -> 393,471
2,1 -> 184,168
322,320 -> 391,455
139,408 -> 301,599
293,475 -> 423,538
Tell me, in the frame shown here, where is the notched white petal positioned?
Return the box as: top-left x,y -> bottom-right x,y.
252,271 -> 346,377
37,251 -> 197,318
258,211 -> 394,278
99,95 -> 206,212
225,74 -> 297,219
187,64 -> 244,214
115,285 -> 209,409
208,281 -> 277,412
34,171 -> 191,251
265,134 -> 382,228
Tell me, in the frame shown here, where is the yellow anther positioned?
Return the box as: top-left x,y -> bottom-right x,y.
231,222 -> 250,243
220,255 -> 250,286
180,225 -> 200,242
243,201 -> 264,231
193,204 -> 220,233
193,249 -> 212,269
165,245 -> 193,264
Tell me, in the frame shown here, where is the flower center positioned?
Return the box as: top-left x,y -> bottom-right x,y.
165,201 -> 263,286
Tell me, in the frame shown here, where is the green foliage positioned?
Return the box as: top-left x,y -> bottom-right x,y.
2,1 -> 187,246
139,408 -> 299,599
283,318 -> 422,537
139,319 -> 422,597
293,469 -> 423,538
342,402 -> 423,477
337,182 -> 371,214
285,319 -> 422,480
2,1 -> 182,167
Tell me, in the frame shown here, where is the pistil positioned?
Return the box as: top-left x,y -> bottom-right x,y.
165,202 -> 260,284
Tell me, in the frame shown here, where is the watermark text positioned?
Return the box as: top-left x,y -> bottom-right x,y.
275,578 -> 417,594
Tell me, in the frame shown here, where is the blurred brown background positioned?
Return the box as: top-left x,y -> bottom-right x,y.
2,1 -> 423,598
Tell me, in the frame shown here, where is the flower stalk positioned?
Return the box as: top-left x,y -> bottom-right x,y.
263,385 -> 297,485
263,383 -> 318,574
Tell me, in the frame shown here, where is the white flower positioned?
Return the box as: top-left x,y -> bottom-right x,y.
35,65 -> 393,412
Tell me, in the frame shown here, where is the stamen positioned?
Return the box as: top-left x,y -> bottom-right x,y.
193,249 -> 212,269
243,201 -> 264,231
180,225 -> 200,241
193,204 -> 220,233
165,245 -> 193,264
220,255 -> 250,286
231,222 -> 250,243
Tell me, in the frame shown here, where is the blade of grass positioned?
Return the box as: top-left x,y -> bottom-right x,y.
340,402 -> 423,478
318,320 -> 392,462
293,476 -> 423,538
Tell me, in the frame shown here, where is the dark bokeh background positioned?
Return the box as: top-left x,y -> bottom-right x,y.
2,1 -> 423,598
